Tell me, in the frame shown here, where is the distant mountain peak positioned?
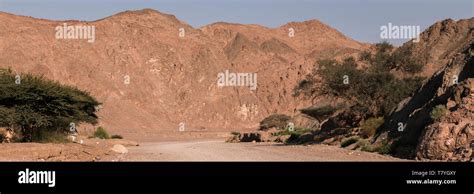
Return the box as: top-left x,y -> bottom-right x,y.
0,10 -> 372,138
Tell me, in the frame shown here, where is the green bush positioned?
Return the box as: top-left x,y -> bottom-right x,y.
402,62 -> 424,74
0,68 -> 100,142
375,142 -> 392,154
300,105 -> 342,121
111,134 -> 123,139
317,58 -> 423,117
293,79 -> 315,97
391,46 -> 424,74
273,127 -> 313,136
356,139 -> 370,147
259,114 -> 291,130
358,51 -> 372,62
360,145 -> 375,152
93,127 -> 110,139
292,41 -> 425,129
31,130 -> 70,143
317,59 -> 338,67
375,41 -> 394,53
360,117 -> 385,138
372,51 -> 393,72
295,128 -> 313,134
319,58 -> 361,96
341,136 -> 360,148
342,57 -> 357,67
430,105 -> 447,121
372,41 -> 423,74
361,140 -> 392,154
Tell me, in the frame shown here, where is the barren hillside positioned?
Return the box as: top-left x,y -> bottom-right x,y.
0,9 -> 369,139
393,18 -> 473,77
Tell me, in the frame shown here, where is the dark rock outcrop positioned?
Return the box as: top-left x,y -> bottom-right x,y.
416,79 -> 474,161
374,41 -> 473,160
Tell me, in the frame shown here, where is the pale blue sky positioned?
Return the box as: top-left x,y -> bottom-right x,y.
0,0 -> 472,45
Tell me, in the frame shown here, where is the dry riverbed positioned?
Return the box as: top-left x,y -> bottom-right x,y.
0,133 -> 401,161
123,139 -> 401,161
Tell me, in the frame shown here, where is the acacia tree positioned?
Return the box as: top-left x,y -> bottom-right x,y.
316,57 -> 424,117
0,69 -> 100,142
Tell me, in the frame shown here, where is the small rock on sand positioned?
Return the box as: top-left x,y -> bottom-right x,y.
111,144 -> 128,154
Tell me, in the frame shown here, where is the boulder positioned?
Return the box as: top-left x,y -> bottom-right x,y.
0,127 -> 14,143
110,144 -> 128,154
416,79 -> 474,161
292,114 -> 319,129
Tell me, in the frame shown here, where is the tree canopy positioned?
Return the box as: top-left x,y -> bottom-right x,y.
293,42 -> 425,118
0,68 -> 100,141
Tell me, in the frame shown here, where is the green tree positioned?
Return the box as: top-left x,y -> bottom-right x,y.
0,69 -> 100,142
316,56 -> 423,117
375,41 -> 394,53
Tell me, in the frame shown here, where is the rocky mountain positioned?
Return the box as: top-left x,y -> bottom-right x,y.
0,9 -> 368,139
374,18 -> 473,160
269,17 -> 473,161
393,18 -> 473,77
416,78 -> 473,161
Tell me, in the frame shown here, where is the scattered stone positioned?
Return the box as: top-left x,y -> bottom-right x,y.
345,142 -> 360,150
110,144 -> 128,154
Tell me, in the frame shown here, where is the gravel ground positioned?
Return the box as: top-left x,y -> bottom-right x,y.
124,139 -> 402,161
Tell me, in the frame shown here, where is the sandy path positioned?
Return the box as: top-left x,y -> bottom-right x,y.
124,139 -> 401,161
0,138 -> 138,161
